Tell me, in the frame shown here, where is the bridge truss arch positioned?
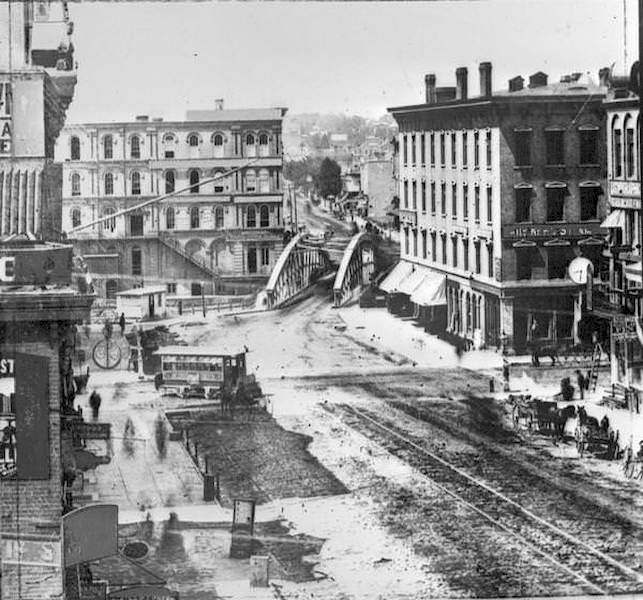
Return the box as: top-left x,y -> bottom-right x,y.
333,231 -> 376,307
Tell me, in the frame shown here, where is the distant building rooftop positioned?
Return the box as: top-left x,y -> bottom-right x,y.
185,107 -> 288,122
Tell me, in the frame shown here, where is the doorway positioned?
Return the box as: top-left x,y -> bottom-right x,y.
148,294 -> 155,318
247,247 -> 257,274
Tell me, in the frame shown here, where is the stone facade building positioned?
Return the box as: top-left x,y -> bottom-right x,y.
388,63 -> 609,353
56,105 -> 287,297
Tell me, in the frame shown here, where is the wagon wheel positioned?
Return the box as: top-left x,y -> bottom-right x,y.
92,339 -> 122,370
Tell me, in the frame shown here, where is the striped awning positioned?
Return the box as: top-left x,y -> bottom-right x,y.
624,260 -> 642,282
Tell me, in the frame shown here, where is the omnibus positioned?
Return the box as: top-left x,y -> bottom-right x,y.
153,346 -> 247,399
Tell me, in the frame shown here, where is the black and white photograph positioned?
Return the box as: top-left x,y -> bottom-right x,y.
1,0 -> 643,598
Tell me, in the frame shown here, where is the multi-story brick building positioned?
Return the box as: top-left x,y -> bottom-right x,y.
56,104 -> 287,297
388,63 -> 609,352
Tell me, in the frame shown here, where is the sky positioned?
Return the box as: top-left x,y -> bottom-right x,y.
65,0 -> 638,124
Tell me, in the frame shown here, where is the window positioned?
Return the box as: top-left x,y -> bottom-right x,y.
189,170 -> 200,194
548,248 -> 569,279
420,134 -> 426,165
70,136 -> 80,160
165,170 -> 175,194
579,129 -> 598,165
403,180 -> 409,208
213,171 -> 225,193
71,208 -> 81,228
131,247 -> 142,276
421,230 -> 427,259
431,233 -> 437,262
462,132 -> 468,167
451,183 -> 457,217
103,208 -> 116,232
215,206 -> 224,229
580,186 -> 600,221
246,133 -> 256,147
440,183 -> 446,216
213,134 -> 224,146
613,126 -> 623,178
165,150 -> 174,159
164,207 -> 175,229
440,133 -> 445,166
474,131 -> 479,168
451,132 -> 457,166
463,184 -> 468,219
191,282 -> 202,296
546,187 -> 565,221
131,171 -> 141,195
247,205 -> 257,228
441,235 -> 447,265
259,170 -> 270,193
103,135 -> 113,159
260,205 -> 269,227
412,230 -> 418,256
545,130 -> 565,165
516,248 -> 532,280
430,182 -> 436,213
404,229 -> 410,255
188,134 -> 199,147
245,171 -> 256,193
474,241 -> 481,274
474,186 -> 480,221
412,180 -> 417,209
131,135 -> 140,159
626,126 -> 635,178
515,130 -> 532,166
259,133 -> 269,146
261,246 -> 270,266
515,188 -> 531,222
104,173 -> 113,196
421,181 -> 426,212
167,283 -> 176,294
71,173 -> 80,196
486,186 -> 493,223
452,237 -> 458,268
411,134 -> 416,165
487,245 -> 494,278
190,206 -> 200,229
485,130 -> 492,168
402,134 -> 408,165
106,280 -> 118,299
429,133 -> 435,166
463,239 -> 469,271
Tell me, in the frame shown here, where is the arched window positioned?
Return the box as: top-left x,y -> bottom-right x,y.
259,205 -> 269,227
162,132 -> 175,144
213,170 -> 226,193
258,169 -> 270,193
624,114 -> 635,179
215,206 -> 224,229
165,170 -> 175,194
258,133 -> 269,157
104,172 -> 114,195
259,133 -> 268,146
190,206 -> 200,229
246,133 -> 255,146
166,207 -> 175,230
131,246 -> 142,275
189,170 -> 200,194
70,136 -> 80,160
103,134 -> 113,159
612,115 -> 623,179
130,135 -> 141,159
71,173 -> 80,196
71,208 -> 81,228
188,133 -> 199,147
246,205 -> 256,228
245,170 -> 256,192
213,134 -> 224,146
131,171 -> 141,195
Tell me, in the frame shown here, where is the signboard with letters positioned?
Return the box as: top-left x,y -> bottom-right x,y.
502,222 -> 606,240
1,534 -> 61,569
0,81 -> 11,156
611,316 -> 639,341
107,586 -> 179,600
76,422 -> 112,440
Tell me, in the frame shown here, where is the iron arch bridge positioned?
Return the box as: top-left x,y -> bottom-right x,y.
265,233 -> 334,309
332,231 -> 376,307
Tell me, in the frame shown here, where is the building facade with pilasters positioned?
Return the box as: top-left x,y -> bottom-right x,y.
389,63 -> 609,353
56,106 -> 287,297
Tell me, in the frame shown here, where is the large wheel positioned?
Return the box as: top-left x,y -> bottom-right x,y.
92,339 -> 122,370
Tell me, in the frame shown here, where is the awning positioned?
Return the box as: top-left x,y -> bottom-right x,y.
396,267 -> 428,295
601,209 -> 626,229
379,261 -> 414,293
624,260 -> 642,282
411,272 -> 447,306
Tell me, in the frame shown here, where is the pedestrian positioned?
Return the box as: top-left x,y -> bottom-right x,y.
531,345 -> 540,367
585,369 -> 592,391
119,313 -> 126,336
89,390 -> 102,420
576,369 -> 585,400
502,358 -> 510,392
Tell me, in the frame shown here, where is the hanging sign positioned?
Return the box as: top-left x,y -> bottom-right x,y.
0,81 -> 11,156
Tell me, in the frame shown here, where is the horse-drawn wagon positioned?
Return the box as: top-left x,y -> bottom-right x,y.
509,395 -> 575,442
574,409 -> 616,458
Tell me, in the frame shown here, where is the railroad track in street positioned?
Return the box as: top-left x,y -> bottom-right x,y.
329,402 -> 643,595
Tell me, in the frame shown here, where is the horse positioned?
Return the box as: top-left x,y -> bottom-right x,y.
510,395 -> 535,431
549,404 -> 576,445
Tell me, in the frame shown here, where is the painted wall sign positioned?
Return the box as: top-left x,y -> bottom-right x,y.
502,222 -> 606,240
611,316 -> 639,341
107,586 -> 179,600
0,81 -> 11,156
62,504 -> 118,567
1,534 -> 61,568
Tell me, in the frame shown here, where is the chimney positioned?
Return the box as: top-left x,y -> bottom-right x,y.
135,115 -> 149,122
479,62 -> 492,97
215,98 -> 224,110
508,76 -> 524,92
598,67 -> 610,87
424,74 -> 437,104
455,67 -> 468,100
528,72 -> 548,88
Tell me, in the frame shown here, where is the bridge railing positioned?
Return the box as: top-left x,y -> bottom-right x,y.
333,231 -> 376,308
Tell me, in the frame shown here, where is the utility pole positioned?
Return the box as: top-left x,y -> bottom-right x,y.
292,184 -> 299,232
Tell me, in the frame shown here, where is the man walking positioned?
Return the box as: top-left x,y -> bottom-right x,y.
576,369 -> 585,400
119,312 -> 126,336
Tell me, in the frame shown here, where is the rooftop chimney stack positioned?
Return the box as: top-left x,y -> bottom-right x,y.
479,62 -> 492,97
425,74 -> 437,104
528,72 -> 548,88
455,67 -> 468,100
508,76 -> 524,92
215,98 -> 224,111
